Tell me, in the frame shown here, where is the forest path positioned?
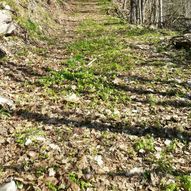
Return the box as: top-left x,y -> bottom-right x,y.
0,0 -> 191,190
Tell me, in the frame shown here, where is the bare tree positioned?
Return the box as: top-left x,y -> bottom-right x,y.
118,0 -> 191,29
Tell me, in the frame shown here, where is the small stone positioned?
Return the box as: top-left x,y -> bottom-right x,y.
132,109 -> 139,113
164,139 -> 171,146
0,180 -> 17,191
105,109 -> 112,115
127,167 -> 144,176
155,146 -> 162,152
113,108 -> 120,116
166,179 -> 175,184
187,80 -> 191,88
94,155 -> 104,166
0,136 -> 5,144
112,78 -> 123,85
0,95 -> 15,110
71,85 -> 77,90
48,168 -> 56,177
25,138 -> 32,146
84,173 -> 92,180
70,182 -> 80,191
4,5 -> 12,11
35,136 -> 45,142
139,149 -> 145,153
64,93 -> 80,103
174,78 -> 182,84
28,151 -> 37,158
155,152 -> 161,159
49,143 -> 61,151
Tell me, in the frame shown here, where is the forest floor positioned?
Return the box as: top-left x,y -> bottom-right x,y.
0,0 -> 191,190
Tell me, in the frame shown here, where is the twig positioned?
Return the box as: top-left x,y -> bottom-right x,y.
87,58 -> 97,67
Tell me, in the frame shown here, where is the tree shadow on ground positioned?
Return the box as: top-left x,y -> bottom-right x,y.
15,109 -> 191,142
132,38 -> 191,69
98,168 -> 191,189
140,56 -> 191,69
101,168 -> 191,178
109,80 -> 191,108
120,74 -> 188,88
131,96 -> 191,108
0,61 -> 48,83
114,84 -> 185,98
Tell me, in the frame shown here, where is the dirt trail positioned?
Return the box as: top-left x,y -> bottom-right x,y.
0,0 -> 191,190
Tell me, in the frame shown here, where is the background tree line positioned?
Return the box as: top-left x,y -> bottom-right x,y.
115,0 -> 191,30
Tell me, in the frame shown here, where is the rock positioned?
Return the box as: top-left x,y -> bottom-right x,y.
164,139 -> 171,146
112,77 -> 123,85
155,152 -> 161,159
94,155 -> 104,166
171,33 -> 191,49
49,143 -> 61,151
0,180 -> 17,191
0,95 -> 15,110
25,138 -> 32,146
0,48 -> 6,58
187,80 -> 191,88
48,168 -> 56,177
64,93 -> 80,103
0,136 -> 6,144
70,182 -> 80,191
0,9 -> 16,35
28,151 -> 37,158
0,2 -> 13,12
126,167 -> 144,176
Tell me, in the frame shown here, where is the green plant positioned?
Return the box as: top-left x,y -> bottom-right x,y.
164,176 -> 191,191
68,172 -> 91,189
35,167 -> 46,177
147,94 -> 158,106
156,154 -> 174,174
46,182 -> 57,191
165,182 -> 177,191
18,18 -> 41,37
0,108 -> 11,119
14,46 -> 29,57
15,127 -> 44,145
39,62 -> 129,104
134,135 -> 155,152
165,140 -> 177,153
180,176 -> 191,191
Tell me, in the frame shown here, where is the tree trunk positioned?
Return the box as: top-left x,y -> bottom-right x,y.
130,0 -> 137,24
158,0 -> 163,27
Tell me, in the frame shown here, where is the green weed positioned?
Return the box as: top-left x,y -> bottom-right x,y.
15,127 -> 44,145
35,167 -> 46,177
39,66 -> 129,104
164,175 -> 191,191
155,153 -> 174,174
15,47 -> 29,57
17,18 -> 42,37
46,182 -> 57,191
134,135 -> 155,152
68,172 -> 91,190
0,108 -> 11,119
